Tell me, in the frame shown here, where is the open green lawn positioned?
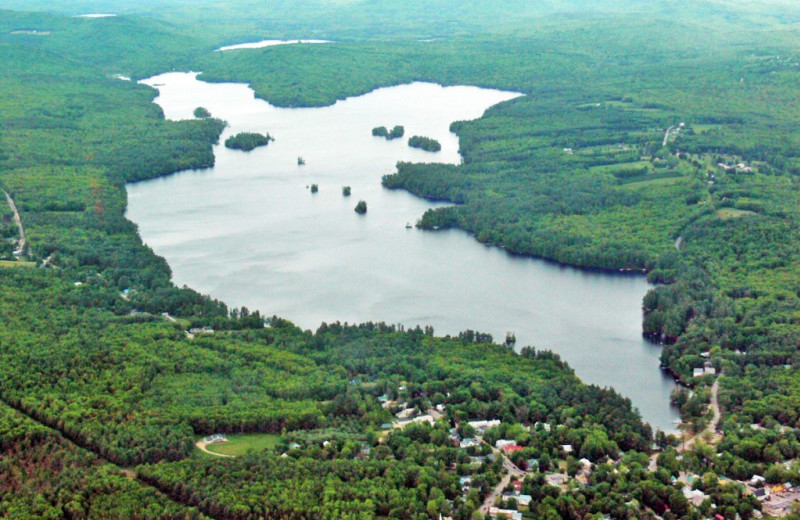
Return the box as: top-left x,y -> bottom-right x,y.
0,260 -> 35,268
203,434 -> 281,457
717,208 -> 758,220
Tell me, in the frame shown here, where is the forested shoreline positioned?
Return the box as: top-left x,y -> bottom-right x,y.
2,2 -> 800,518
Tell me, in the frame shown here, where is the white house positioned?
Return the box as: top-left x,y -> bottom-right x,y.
468,419 -> 501,433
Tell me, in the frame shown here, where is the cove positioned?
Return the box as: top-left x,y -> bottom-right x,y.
217,39 -> 332,51
127,72 -> 680,432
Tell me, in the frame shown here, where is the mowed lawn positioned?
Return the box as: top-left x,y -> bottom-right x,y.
204,434 -> 281,457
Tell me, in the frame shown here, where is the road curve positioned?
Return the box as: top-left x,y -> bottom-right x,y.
195,440 -> 235,458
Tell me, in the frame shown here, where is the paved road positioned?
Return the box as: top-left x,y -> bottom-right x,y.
478,440 -> 527,513
480,472 -> 512,515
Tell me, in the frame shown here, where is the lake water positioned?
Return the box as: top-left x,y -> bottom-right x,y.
127,72 -> 679,432
217,39 -> 332,51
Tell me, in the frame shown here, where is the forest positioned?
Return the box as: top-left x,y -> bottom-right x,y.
224,132 -> 272,151
2,0 -> 800,518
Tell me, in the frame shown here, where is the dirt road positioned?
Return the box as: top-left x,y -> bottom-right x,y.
3,190 -> 25,255
195,439 -> 235,458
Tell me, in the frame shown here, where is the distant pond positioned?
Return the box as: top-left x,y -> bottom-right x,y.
127,72 -> 680,432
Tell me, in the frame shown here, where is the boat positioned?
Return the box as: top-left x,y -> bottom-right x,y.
405,222 -> 412,229
297,156 -> 305,165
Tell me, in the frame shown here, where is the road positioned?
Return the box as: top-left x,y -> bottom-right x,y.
707,375 -> 722,434
478,440 -> 526,514
680,374 -> 722,452
3,190 -> 26,255
195,439 -> 235,458
480,472 -> 512,515
662,126 -> 675,147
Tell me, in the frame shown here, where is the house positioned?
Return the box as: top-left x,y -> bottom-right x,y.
496,439 -> 516,449
545,473 -> 568,488
515,495 -> 532,507
435,403 -> 446,412
693,368 -> 705,378
682,486 -> 707,506
460,438 -> 480,449
561,444 -> 573,454
396,408 -> 417,420
503,445 -> 524,455
393,415 -> 434,429
189,327 -> 214,335
750,475 -> 766,486
704,366 -> 716,375
512,480 -> 523,493
203,433 -> 228,444
468,419 -> 501,433
489,507 -> 522,520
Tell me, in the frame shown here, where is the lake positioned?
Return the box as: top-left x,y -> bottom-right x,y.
127,72 -> 679,432
217,39 -> 332,51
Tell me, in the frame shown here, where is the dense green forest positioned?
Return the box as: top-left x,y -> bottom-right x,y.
3,1 -> 800,518
373,125 -> 404,140
224,132 -> 271,151
408,136 -> 441,153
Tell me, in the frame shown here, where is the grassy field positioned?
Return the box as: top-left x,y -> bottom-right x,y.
0,260 -> 35,268
203,434 -> 281,457
717,208 -> 758,220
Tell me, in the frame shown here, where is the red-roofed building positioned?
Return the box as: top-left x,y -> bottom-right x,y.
503,445 -> 523,454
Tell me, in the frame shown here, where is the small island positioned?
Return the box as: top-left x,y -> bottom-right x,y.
310,184 -> 318,193
193,106 -> 211,118
354,200 -> 367,214
372,125 -> 404,140
342,186 -> 351,196
408,135 -> 441,152
224,132 -> 273,152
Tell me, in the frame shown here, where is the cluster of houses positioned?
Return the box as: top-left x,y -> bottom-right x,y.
717,161 -> 753,173
669,470 -> 800,518
381,390 -> 448,430
746,475 -> 800,518
694,353 -> 717,378
693,363 -> 716,378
